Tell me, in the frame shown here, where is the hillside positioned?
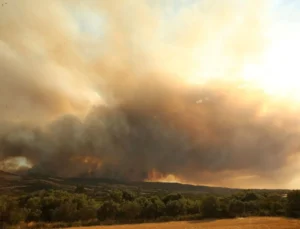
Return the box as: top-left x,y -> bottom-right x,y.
0,170 -> 240,195
0,170 -> 20,179
0,170 -> 293,228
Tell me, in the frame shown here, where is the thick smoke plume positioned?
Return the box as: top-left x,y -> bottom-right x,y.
1,0 -> 300,188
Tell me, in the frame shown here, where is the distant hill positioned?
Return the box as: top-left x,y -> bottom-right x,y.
0,170 -> 18,176
66,177 -> 239,194
0,171 -> 285,196
0,170 -> 21,181
0,170 -> 239,195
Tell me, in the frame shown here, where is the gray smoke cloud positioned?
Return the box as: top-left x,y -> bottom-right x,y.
1,0 -> 300,188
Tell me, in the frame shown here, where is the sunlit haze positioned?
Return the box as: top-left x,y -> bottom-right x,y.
1,0 -> 300,189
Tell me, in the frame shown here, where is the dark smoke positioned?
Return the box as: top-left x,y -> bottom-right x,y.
1,0 -> 300,188
1,82 -> 300,188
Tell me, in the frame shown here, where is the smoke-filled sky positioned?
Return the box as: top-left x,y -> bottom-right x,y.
1,0 -> 300,189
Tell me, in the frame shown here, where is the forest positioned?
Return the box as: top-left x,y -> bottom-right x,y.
1,185 -> 300,228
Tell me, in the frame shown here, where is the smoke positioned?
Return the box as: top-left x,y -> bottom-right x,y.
1,0 -> 300,188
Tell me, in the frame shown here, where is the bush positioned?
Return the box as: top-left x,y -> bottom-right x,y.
166,199 -> 186,216
0,195 -> 26,225
97,200 -> 120,220
186,200 -> 201,215
52,201 -> 78,222
0,187 -> 292,226
144,196 -> 166,219
201,196 -> 219,218
119,201 -> 141,219
286,190 -> 300,217
163,193 -> 183,204
228,199 -> 245,217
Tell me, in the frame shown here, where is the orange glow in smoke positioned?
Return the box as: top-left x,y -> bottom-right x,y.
71,155 -> 102,169
146,169 -> 182,183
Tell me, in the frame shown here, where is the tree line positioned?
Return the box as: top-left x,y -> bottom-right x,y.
0,187 -> 300,228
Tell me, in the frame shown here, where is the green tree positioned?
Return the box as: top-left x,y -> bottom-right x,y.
97,200 -> 120,220
286,190 -> 300,217
244,201 -> 259,216
74,196 -> 98,221
186,199 -> 201,215
52,201 -> 78,222
40,195 -> 61,221
201,196 -> 219,218
163,193 -> 183,204
242,192 -> 260,202
136,196 -> 151,218
0,196 -> 25,225
270,201 -> 285,216
218,198 -> 230,218
25,197 -> 42,221
122,190 -> 136,201
119,201 -> 141,219
166,199 -> 187,216
144,196 -> 166,219
228,199 -> 245,217
110,190 -> 123,203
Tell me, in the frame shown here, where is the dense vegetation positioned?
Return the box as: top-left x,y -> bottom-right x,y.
1,185 -> 300,228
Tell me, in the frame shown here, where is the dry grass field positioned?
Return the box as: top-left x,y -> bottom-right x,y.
67,217 -> 300,229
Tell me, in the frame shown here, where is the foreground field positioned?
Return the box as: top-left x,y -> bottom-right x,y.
68,218 -> 300,229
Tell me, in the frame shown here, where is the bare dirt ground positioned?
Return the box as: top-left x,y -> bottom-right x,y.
67,217 -> 300,229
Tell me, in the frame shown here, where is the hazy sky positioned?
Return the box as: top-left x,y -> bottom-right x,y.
1,0 -> 300,189
70,0 -> 300,97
